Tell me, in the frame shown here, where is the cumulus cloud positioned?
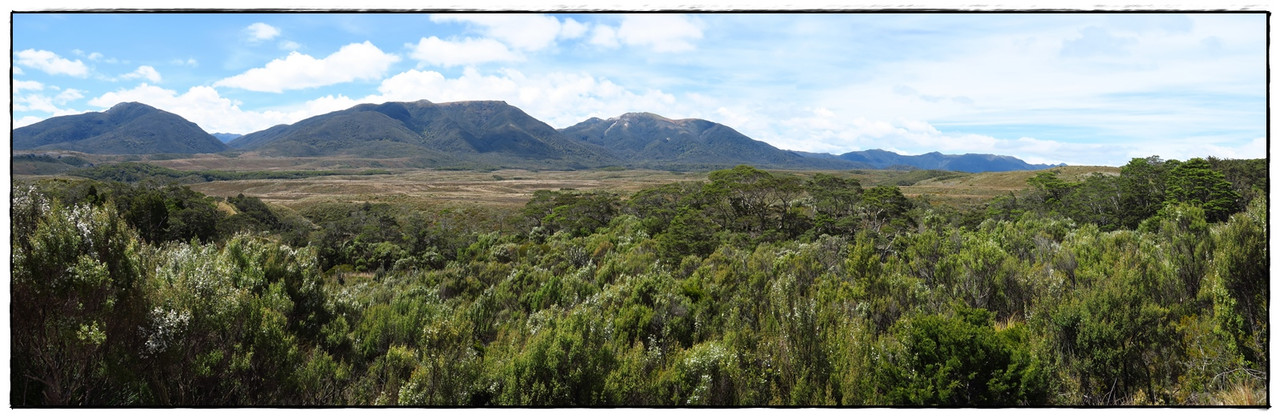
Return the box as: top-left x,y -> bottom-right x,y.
246,22 -> 281,42
14,83 -> 85,117
13,80 -> 44,92
14,116 -> 46,129
302,68 -> 687,129
89,83 -> 297,133
214,42 -> 401,93
79,50 -> 119,63
15,94 -> 67,114
15,49 -> 90,77
760,106 -> 1115,164
594,15 -> 703,53
56,88 -> 85,103
588,25 -> 620,48
560,18 -> 589,39
407,37 -> 521,68
171,58 -> 199,67
429,14 -> 585,51
15,88 -> 84,116
122,65 -> 162,83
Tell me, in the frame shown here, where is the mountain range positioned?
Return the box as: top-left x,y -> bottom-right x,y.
12,101 -> 1060,172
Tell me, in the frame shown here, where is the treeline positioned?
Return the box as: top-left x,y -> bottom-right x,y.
10,156 -> 1267,406
69,161 -> 392,184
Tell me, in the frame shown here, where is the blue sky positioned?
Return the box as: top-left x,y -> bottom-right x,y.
11,11 -> 1267,166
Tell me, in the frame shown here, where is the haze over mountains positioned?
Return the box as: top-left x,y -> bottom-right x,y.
13,101 -> 1061,172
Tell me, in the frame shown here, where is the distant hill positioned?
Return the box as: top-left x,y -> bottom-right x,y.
230,100 -> 619,169
837,149 -> 1061,172
12,101 -> 1063,173
560,112 -> 858,170
211,133 -> 242,143
12,102 -> 228,154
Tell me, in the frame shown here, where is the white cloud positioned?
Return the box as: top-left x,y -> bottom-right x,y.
171,58 -> 198,67
760,106 -> 1104,163
15,49 -> 90,77
15,94 -> 63,113
358,68 -> 686,129
246,22 -> 281,42
14,85 -> 85,115
407,37 -> 521,68
213,41 -> 401,93
588,25 -> 620,48
15,92 -> 81,116
615,15 -> 703,52
14,116 -> 46,129
77,50 -> 118,63
55,88 -> 85,103
122,65 -> 162,83
88,83 -> 294,133
1131,136 -> 1268,163
13,80 -> 44,92
429,14 -> 582,51
560,18 -> 589,39
279,40 -> 302,51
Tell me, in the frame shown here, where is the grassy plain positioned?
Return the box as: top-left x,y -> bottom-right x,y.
15,151 -> 1122,212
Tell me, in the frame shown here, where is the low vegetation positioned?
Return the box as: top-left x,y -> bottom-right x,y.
10,156 -> 1267,406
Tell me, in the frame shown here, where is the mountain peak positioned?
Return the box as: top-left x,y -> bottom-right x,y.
227,99 -> 617,167
560,112 -> 856,170
14,102 -> 227,154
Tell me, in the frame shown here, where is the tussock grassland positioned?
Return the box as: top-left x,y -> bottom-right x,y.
24,152 -> 1118,212
187,168 -> 708,210
904,166 -> 1120,206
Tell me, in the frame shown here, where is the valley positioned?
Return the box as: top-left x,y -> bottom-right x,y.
15,149 -> 1116,211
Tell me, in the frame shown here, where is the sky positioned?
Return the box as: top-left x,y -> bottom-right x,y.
9,11 -> 1268,166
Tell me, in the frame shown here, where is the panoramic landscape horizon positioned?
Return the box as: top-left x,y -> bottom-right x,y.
12,12 -> 1266,166
9,9 -> 1270,408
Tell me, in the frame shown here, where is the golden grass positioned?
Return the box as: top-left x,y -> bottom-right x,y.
186,168 -> 707,211
20,153 -> 1121,213
1209,381 -> 1267,405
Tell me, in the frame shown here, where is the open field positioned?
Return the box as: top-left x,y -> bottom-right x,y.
14,152 -> 1122,211
185,168 -> 707,210
903,165 -> 1120,206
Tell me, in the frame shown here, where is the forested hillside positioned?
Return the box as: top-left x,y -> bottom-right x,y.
10,156 -> 1267,406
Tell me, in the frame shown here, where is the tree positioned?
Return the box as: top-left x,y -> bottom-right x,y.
1026,170 -> 1071,208
11,187 -> 150,405
872,307 -> 1048,405
807,173 -> 863,236
859,185 -> 911,232
1164,158 -> 1240,223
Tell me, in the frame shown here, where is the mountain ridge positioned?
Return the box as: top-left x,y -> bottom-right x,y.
838,149 -> 1062,172
559,112 -> 859,170
15,101 -> 1061,172
228,99 -> 619,168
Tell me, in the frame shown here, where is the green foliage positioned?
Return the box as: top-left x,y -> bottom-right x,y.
11,186 -> 149,405
10,161 -> 1266,406
524,189 -> 620,237
69,161 -> 392,184
872,308 -> 1048,405
1205,197 -> 1268,370
1164,158 -> 1240,222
